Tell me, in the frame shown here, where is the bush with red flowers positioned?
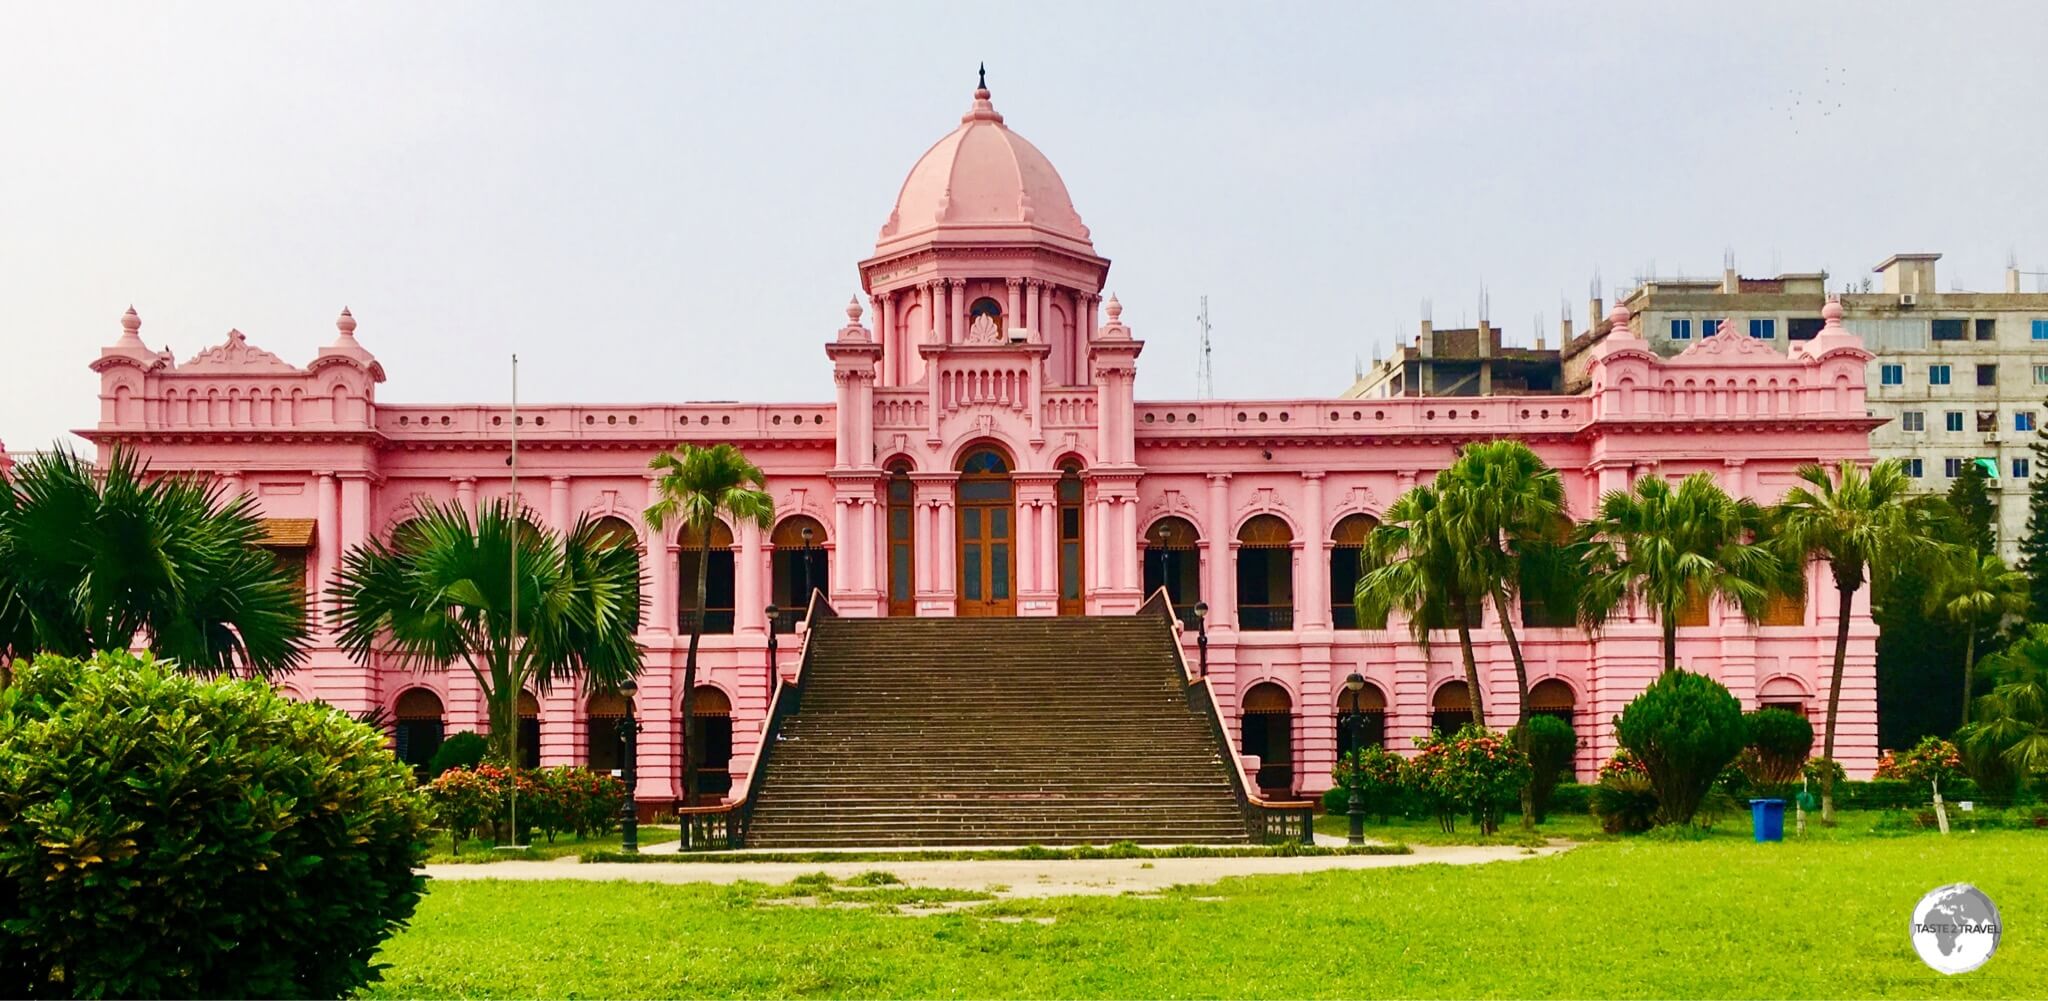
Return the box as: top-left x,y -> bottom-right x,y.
1408,724 -> 1531,835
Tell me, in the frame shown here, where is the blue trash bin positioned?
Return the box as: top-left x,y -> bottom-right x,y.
1750,798 -> 1786,842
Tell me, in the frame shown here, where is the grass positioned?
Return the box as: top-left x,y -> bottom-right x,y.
369,829 -> 2045,998
1312,804 -> 1896,846
583,841 -> 1411,864
424,826 -> 679,863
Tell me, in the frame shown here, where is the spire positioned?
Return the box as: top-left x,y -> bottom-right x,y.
962,64 -> 1002,124
978,62 -> 986,91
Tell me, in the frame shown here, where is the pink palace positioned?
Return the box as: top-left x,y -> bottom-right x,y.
79,79 -> 1883,807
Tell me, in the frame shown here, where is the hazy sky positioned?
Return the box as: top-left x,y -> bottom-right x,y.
5,2 -> 2046,452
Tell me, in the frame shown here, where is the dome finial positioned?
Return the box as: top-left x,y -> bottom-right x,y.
977,62 -> 986,92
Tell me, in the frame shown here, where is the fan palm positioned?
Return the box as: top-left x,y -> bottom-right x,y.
1930,550 -> 2028,728
1774,458 -> 1941,822
1356,484 -> 1487,724
1956,623 -> 2048,787
1437,439 -> 1572,829
1578,472 -> 1782,676
0,444 -> 306,677
646,443 -> 774,804
330,498 -> 644,766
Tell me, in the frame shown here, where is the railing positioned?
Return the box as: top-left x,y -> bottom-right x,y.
671,590 -> 834,850
1237,605 -> 1295,631
1137,590 -> 1316,845
677,609 -> 736,635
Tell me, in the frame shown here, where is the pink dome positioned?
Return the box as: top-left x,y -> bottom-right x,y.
875,81 -> 1094,258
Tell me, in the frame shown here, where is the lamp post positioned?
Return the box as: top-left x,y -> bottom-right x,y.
617,678 -> 640,853
764,604 -> 780,685
799,525 -> 815,609
1342,671 -> 1366,846
1193,601 -> 1209,678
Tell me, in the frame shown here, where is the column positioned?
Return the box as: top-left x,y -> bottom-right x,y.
832,499 -> 851,602
644,475 -> 672,634
1299,473 -> 1328,629
1006,278 -> 1023,334
1024,279 -> 1041,335
339,473 -> 370,566
736,519 -> 765,634
1119,496 -> 1138,589
1016,501 -> 1038,593
1205,474 -> 1233,628
454,476 -> 476,514
1037,282 -> 1052,343
315,472 -> 339,628
937,499 -> 957,601
1040,498 -> 1058,599
549,476 -> 570,532
1088,495 -> 1103,597
873,294 -> 892,386
1723,458 -> 1748,500
858,498 -> 879,593
949,278 -> 968,344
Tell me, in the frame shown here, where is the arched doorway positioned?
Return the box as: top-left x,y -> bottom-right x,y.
690,686 -> 734,799
585,692 -> 633,774
678,520 -> 736,634
1432,681 -> 1475,734
1529,679 -> 1576,728
1143,516 -> 1201,627
1241,682 -> 1295,795
393,688 -> 444,775
1236,515 -> 1295,631
1758,677 -> 1811,717
517,690 -> 540,769
771,515 -> 829,631
956,447 -> 1015,617
1337,679 -> 1388,755
1056,462 -> 1085,616
1329,513 -> 1379,629
886,463 -> 916,616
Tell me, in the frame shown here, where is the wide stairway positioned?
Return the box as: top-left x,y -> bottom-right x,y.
743,615 -> 1252,847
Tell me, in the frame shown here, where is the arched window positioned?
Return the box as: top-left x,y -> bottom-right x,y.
886,464 -> 915,617
1431,681 -> 1474,735
689,686 -> 734,799
1142,516 -> 1201,627
1336,680 -> 1388,755
589,515 -> 638,549
969,296 -> 1004,336
1241,682 -> 1295,795
585,692 -> 633,774
517,690 -> 541,770
393,688 -> 445,774
956,448 -> 1014,617
678,520 -> 736,635
1529,679 -> 1576,729
1758,677 -> 1810,717
1056,462 -> 1085,616
1329,514 -> 1379,629
771,516 -> 829,631
1236,515 -> 1295,631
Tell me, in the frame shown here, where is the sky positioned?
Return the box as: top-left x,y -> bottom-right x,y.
5,1 -> 2047,452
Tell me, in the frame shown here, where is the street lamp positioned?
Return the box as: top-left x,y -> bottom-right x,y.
799,525 -> 816,608
764,604 -> 780,684
1193,601 -> 1209,678
617,678 -> 640,853
1343,671 -> 1367,846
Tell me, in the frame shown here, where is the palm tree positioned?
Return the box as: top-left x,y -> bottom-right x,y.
1930,550 -> 2028,728
330,498 -> 644,767
1356,484 -> 1487,725
1774,458 -> 1941,822
1436,440 -> 1571,830
1956,623 -> 2048,789
0,444 -> 307,676
645,443 -> 774,805
1579,472 -> 1782,675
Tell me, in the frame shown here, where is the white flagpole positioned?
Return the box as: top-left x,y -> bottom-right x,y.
507,353 -> 522,847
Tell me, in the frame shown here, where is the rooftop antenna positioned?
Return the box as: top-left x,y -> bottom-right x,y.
1195,295 -> 1214,399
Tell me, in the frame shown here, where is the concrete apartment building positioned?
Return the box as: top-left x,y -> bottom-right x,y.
1557,253 -> 2048,559
1343,319 -> 1562,398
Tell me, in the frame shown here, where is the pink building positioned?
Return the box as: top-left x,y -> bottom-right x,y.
80,80 -> 1883,806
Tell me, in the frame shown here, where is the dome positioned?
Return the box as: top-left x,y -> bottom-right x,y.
874,80 -> 1094,259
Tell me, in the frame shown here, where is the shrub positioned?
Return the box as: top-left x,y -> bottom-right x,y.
429,730 -> 489,776
427,764 -> 625,846
1409,725 -> 1530,835
1510,715 -> 1577,822
0,652 -> 432,999
1331,746 -> 1407,822
1598,748 -> 1647,781
426,764 -> 501,850
1613,670 -> 1747,826
1589,772 -> 1659,834
1891,736 -> 1965,789
1743,708 -> 1813,784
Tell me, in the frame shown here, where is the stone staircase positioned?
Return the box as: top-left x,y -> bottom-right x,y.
742,615 -> 1252,847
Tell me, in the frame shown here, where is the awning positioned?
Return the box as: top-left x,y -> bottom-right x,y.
257,518 -> 316,548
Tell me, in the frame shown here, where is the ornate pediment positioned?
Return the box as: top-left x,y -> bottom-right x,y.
1670,330 -> 1787,363
964,313 -> 1004,344
182,330 -> 298,373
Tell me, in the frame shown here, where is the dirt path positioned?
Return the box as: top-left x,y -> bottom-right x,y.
423,842 -> 1568,898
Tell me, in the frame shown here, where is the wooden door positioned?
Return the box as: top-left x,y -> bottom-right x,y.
956,448 -> 1015,616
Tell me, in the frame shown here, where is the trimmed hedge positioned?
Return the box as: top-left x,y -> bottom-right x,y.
0,652 -> 433,999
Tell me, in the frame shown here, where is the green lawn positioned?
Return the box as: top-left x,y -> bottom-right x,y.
370,831 -> 2043,998
1311,806 -> 1892,846
424,825 -> 679,863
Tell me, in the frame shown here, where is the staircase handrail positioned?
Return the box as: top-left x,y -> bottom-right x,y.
674,589 -> 836,849
1137,589 -> 1315,844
